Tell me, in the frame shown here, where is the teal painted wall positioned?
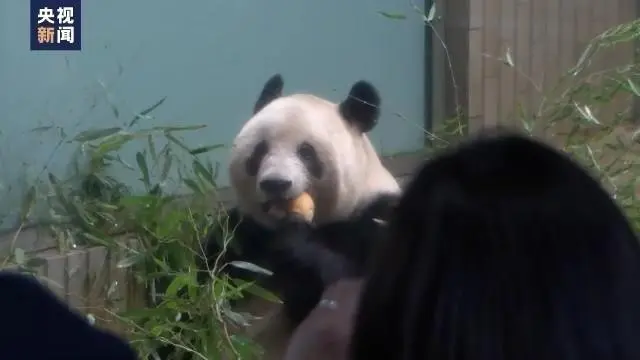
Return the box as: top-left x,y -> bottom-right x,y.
0,0 -> 427,229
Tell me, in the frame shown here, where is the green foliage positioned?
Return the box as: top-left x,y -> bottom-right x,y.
1,99 -> 279,358
431,18 -> 640,232
49,125 -> 279,360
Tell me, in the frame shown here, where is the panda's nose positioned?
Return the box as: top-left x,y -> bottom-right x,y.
259,178 -> 292,196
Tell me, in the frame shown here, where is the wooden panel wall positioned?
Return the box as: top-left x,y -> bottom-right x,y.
2,239 -> 146,337
36,246 -> 144,335
439,0 -> 638,130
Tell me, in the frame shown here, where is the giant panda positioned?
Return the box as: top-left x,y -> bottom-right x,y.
184,74 -> 400,359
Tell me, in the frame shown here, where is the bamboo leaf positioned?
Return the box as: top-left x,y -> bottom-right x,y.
73,127 -> 122,142
189,144 -> 224,155
136,152 -> 151,189
377,11 -> 406,20
129,96 -> 167,128
20,186 -> 36,221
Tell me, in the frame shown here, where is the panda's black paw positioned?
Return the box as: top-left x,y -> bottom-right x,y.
276,212 -> 311,231
273,213 -> 314,249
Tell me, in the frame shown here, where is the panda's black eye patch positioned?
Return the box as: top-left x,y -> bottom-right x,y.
297,142 -> 323,178
246,140 -> 268,176
297,142 -> 316,161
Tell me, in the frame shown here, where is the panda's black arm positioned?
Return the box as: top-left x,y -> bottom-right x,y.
268,190 -> 397,325
271,216 -> 357,284
270,192 -> 398,292
278,192 -> 397,267
359,193 -> 400,220
200,193 -> 397,284
320,192 -> 399,270
197,207 -> 276,284
266,216 -> 355,325
197,207 -> 345,326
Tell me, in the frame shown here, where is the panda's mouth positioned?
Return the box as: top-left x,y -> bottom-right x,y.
261,191 -> 311,218
261,198 -> 290,214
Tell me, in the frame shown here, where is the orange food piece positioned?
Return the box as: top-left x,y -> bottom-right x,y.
288,192 -> 315,222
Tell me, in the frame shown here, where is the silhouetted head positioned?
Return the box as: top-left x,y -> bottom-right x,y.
351,132 -> 640,360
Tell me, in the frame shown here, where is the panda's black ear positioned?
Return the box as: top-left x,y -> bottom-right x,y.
254,74 -> 284,114
338,80 -> 381,133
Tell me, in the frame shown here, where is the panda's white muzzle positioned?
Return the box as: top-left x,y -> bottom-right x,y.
257,153 -> 308,197
259,177 -> 298,216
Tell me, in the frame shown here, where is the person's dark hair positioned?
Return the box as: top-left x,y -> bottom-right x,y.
350,132 -> 640,360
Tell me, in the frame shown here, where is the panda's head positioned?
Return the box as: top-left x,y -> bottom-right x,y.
229,74 -> 399,228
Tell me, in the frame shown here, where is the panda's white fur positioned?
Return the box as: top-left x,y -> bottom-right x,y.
230,93 -> 400,229
194,74 -> 401,360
